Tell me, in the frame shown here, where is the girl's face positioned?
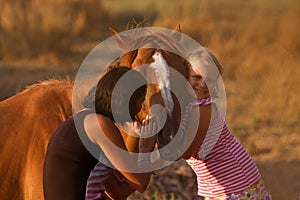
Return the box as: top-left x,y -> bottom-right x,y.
187,66 -> 218,100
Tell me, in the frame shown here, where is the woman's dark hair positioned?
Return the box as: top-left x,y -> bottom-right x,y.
83,66 -> 147,123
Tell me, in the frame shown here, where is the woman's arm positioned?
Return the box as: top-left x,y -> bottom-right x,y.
103,172 -> 135,200
84,113 -> 153,192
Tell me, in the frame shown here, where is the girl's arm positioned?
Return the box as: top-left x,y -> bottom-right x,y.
181,104 -> 212,159
84,113 -> 153,192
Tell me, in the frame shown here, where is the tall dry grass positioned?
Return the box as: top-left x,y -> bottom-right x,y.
0,0 -> 299,198
0,0 -> 107,59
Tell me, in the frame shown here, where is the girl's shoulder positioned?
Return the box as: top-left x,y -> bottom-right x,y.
195,98 -> 219,120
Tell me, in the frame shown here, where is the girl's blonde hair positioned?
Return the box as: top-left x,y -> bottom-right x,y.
186,48 -> 224,99
187,48 -> 223,76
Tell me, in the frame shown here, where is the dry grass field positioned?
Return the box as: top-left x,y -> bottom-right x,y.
0,0 -> 299,199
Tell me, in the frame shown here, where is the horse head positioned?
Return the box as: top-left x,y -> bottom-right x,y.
107,25 -> 191,161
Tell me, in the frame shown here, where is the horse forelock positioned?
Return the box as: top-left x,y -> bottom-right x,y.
130,32 -> 187,56
113,33 -> 188,72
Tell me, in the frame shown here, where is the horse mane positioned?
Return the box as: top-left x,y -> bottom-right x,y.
23,79 -> 73,92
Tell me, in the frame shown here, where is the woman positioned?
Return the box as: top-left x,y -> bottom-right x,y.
43,66 -> 155,200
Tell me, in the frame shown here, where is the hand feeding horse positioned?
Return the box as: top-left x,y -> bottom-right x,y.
0,25 -> 190,200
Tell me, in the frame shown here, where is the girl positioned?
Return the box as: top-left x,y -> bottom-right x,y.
43,67 -> 156,200
180,49 -> 272,199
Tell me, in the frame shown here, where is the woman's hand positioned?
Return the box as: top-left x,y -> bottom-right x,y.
124,115 -> 157,153
139,115 -> 157,153
123,121 -> 141,137
137,115 -> 157,169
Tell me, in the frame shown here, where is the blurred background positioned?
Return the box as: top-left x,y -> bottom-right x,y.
0,0 -> 299,199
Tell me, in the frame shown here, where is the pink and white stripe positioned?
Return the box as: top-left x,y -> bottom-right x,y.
184,98 -> 261,197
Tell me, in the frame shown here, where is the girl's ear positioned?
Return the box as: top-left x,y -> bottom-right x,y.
109,27 -> 133,52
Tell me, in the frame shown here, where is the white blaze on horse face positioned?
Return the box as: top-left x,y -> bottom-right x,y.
151,52 -> 174,117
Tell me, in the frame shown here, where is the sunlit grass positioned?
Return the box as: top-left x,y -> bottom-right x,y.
0,0 -> 299,199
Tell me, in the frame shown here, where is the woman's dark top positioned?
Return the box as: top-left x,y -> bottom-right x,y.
43,109 -> 101,200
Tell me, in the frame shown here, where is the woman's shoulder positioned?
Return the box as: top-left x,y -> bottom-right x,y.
95,113 -> 116,125
84,113 -> 119,143
84,112 -> 115,130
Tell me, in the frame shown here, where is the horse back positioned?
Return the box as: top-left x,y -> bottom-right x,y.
0,80 -> 73,200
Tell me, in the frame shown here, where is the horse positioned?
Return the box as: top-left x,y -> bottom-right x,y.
0,25 -> 191,200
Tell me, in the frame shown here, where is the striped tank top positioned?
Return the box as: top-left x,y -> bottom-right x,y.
184,98 -> 261,197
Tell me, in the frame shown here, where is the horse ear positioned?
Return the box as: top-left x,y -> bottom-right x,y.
174,24 -> 181,32
172,24 -> 182,41
109,27 -> 132,52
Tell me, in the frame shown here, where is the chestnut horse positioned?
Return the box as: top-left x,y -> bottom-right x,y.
0,25 -> 190,200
